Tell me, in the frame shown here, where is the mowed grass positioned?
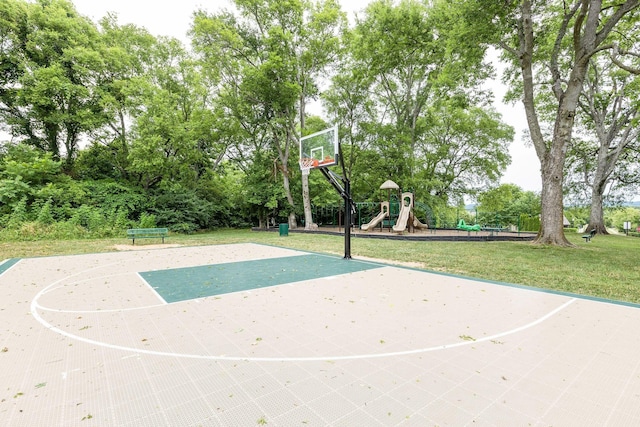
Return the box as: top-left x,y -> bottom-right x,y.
2,229 -> 639,304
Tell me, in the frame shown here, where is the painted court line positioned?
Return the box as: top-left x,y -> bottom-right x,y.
34,272 -> 168,313
32,255 -> 386,311
137,272 -> 169,305
139,253 -> 386,303
0,258 -> 21,277
30,266 -> 577,362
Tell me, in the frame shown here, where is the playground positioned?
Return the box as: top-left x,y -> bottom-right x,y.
297,126 -> 536,243
276,193 -> 537,242
2,243 -> 640,426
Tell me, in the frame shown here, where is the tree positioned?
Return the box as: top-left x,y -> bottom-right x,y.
322,58 -> 376,182
127,37 -> 226,190
477,183 -> 540,227
467,0 -> 640,245
566,55 -> 640,234
349,0 -> 450,181
296,0 -> 346,230
90,15 -> 158,178
415,101 -> 513,203
0,0 -> 108,170
192,0 -> 344,229
325,0 -> 508,204
607,206 -> 640,232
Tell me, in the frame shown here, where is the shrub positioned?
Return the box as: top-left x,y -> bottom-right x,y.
138,213 -> 157,228
519,214 -> 540,232
0,221 -> 89,241
6,197 -> 31,228
36,200 -> 55,225
69,205 -> 105,231
150,186 -> 214,232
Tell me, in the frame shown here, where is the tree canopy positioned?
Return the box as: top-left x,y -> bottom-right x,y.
457,0 -> 640,244
2,0 -> 639,242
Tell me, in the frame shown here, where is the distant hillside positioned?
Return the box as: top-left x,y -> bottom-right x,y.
627,201 -> 640,208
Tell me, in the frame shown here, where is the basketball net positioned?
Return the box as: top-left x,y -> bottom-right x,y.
299,158 -> 316,176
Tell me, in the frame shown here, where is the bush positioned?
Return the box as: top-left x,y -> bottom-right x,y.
36,200 -> 55,224
150,186 -> 214,232
170,222 -> 197,234
0,221 -> 89,241
138,213 -> 157,228
81,180 -> 149,219
6,196 -> 31,228
519,214 -> 540,232
111,208 -> 133,230
69,205 -> 105,231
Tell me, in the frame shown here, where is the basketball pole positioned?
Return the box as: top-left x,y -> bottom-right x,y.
319,143 -> 354,260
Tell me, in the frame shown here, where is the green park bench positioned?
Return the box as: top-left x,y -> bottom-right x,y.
582,228 -> 596,243
126,228 -> 168,245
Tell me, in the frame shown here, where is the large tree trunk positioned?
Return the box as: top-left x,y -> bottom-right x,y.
586,148 -> 611,234
274,125 -> 298,229
301,172 -> 317,230
586,187 -> 608,234
536,152 -> 571,245
280,169 -> 298,229
288,211 -> 297,229
299,96 -> 316,230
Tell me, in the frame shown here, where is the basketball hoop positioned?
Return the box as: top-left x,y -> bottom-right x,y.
299,158 -> 317,176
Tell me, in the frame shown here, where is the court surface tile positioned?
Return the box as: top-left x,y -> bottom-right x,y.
1,243 -> 640,426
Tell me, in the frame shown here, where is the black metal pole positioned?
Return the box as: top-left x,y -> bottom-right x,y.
343,177 -> 352,259
319,166 -> 353,260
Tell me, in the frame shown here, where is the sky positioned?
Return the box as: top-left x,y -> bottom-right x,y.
72,0 -> 541,193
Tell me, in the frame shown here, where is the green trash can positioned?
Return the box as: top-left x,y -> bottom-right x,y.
279,223 -> 289,236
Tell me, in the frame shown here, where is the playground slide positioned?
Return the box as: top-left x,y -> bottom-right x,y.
360,210 -> 388,231
413,216 -> 429,230
393,193 -> 413,233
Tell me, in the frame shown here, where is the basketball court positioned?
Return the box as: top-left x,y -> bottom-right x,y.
2,243 -> 640,426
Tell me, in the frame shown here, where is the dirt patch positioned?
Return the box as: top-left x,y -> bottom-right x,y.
114,244 -> 182,251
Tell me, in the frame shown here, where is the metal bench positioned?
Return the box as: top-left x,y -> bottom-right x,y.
582,228 -> 596,242
126,228 -> 168,245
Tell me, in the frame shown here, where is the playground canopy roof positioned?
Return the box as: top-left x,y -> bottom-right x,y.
380,179 -> 399,190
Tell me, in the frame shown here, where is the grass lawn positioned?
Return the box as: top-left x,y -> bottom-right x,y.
2,228 -> 639,304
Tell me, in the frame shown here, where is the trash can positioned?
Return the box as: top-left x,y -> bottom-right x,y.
279,223 -> 289,237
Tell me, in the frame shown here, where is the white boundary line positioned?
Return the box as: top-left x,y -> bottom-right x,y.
31,263 -> 577,361
34,254 -> 387,311
33,272 -> 166,313
136,272 -> 169,305
26,249 -> 578,362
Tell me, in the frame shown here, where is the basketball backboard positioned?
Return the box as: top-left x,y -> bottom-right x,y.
299,125 -> 338,170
